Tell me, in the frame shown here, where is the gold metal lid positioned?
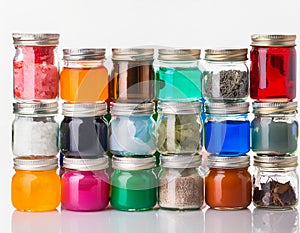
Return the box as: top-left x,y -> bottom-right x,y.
158,49 -> 201,61
112,48 -> 154,61
204,48 -> 248,61
251,34 -> 296,47
13,33 -> 60,46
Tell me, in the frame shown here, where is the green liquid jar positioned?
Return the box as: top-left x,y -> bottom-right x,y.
155,49 -> 202,102
110,156 -> 158,211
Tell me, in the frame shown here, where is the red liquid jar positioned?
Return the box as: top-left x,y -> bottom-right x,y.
250,34 -> 296,102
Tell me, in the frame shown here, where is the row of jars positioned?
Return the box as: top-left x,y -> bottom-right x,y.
12,33 -> 297,103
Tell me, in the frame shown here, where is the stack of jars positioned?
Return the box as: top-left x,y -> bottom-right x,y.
11,33 -> 61,211
155,49 -> 204,210
250,34 -> 299,209
202,48 -> 252,209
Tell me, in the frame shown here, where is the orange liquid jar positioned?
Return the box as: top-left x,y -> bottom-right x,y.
205,155 -> 252,210
11,156 -> 61,212
60,49 -> 108,102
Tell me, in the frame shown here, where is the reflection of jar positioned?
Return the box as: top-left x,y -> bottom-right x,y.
251,102 -> 298,155
205,155 -> 252,210
12,102 -> 59,157
109,102 -> 156,156
157,102 -> 202,155
12,33 -> 59,102
60,49 -> 108,102
155,49 -> 202,102
110,48 -> 154,103
60,102 -> 108,159
204,102 -> 250,156
253,156 -> 298,209
158,155 -> 203,210
110,156 -> 157,211
11,156 -> 61,212
202,48 -> 249,102
61,157 -> 110,211
250,34 -> 296,101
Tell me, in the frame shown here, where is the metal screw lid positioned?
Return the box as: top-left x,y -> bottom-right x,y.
13,102 -> 58,115
252,101 -> 297,114
63,48 -> 106,61
112,48 -> 154,61
13,33 -> 60,46
251,34 -> 296,47
208,155 -> 250,169
160,154 -> 202,168
205,102 -> 249,114
63,156 -> 109,171
62,102 -> 107,117
158,49 -> 201,61
112,156 -> 156,170
158,101 -> 201,114
14,156 -> 58,171
254,155 -> 298,168
204,48 -> 248,61
110,102 -> 155,115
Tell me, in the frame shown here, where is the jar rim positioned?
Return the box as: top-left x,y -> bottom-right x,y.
160,154 -> 201,168
110,102 -> 155,115
14,156 -> 58,171
13,102 -> 58,115
251,34 -> 296,47
158,49 -> 201,61
208,155 -> 250,168
254,155 -> 298,168
158,101 -> 201,114
204,48 -> 248,61
63,156 -> 109,171
112,48 -> 154,61
62,102 -> 107,117
252,101 -> 297,114
63,48 -> 106,60
205,102 -> 249,114
13,33 -> 59,46
112,155 -> 156,170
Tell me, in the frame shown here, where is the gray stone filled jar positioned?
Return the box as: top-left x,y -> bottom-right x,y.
251,101 -> 298,155
202,48 -> 249,102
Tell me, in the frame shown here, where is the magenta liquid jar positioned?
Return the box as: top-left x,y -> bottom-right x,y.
61,157 -> 110,211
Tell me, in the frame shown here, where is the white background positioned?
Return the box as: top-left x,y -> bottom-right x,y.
0,0 -> 300,232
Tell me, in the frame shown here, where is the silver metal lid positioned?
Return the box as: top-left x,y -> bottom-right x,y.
208,155 -> 250,168
63,48 -> 106,61
13,102 -> 58,115
158,49 -> 201,61
112,48 -> 154,61
205,48 -> 248,61
158,101 -> 201,114
112,156 -> 156,170
251,34 -> 296,47
13,33 -> 60,46
252,101 -> 297,114
160,154 -> 201,168
254,155 -> 298,168
14,156 -> 58,171
110,102 -> 155,115
62,102 -> 107,117
205,102 -> 249,114
63,157 -> 109,171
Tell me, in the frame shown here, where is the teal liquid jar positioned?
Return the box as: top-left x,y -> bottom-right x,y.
251,102 -> 298,155
110,156 -> 158,211
155,49 -> 202,102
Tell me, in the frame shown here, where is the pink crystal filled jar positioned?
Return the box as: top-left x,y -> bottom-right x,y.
61,157 -> 110,211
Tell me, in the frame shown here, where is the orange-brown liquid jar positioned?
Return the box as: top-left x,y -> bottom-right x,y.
205,155 -> 252,210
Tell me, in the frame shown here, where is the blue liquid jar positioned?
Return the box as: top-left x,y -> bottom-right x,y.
204,102 -> 250,156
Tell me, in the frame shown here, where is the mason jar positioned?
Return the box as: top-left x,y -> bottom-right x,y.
157,101 -> 202,155
251,101 -> 298,155
60,48 -> 109,102
253,155 -> 298,209
204,102 -> 250,156
12,33 -> 59,102
202,48 -> 249,102
155,49 -> 202,102
12,102 -> 59,157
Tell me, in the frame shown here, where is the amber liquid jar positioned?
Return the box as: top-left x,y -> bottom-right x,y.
250,34 -> 296,102
205,155 -> 252,210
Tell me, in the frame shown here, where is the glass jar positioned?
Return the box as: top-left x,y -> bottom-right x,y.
109,102 -> 156,155
205,155 -> 252,210
61,157 -> 110,211
158,155 -> 203,210
12,33 -> 59,102
253,155 -> 298,209
202,48 -> 249,102
157,101 -> 202,155
110,156 -> 158,211
11,156 -> 61,211
60,102 -> 108,159
60,48 -> 108,102
155,49 -> 202,102
110,48 -> 154,103
204,102 -> 250,156
12,102 -> 59,156
250,34 -> 296,101
251,102 -> 298,155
